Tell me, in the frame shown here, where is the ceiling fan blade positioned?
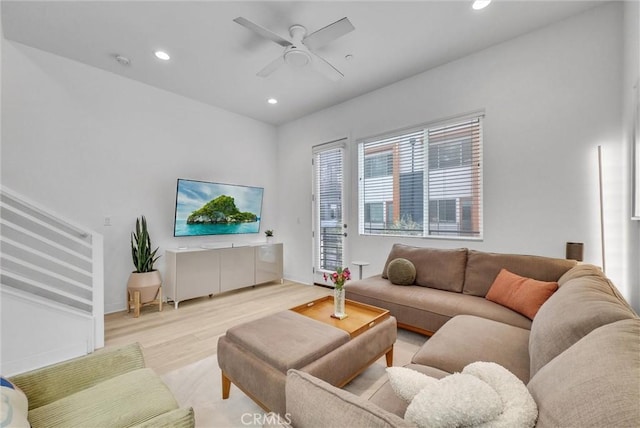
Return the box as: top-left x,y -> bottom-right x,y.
303,17 -> 354,50
257,56 -> 285,78
234,17 -> 292,47
309,52 -> 344,81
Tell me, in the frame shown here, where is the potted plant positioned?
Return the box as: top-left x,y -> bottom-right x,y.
265,229 -> 274,242
127,215 -> 162,305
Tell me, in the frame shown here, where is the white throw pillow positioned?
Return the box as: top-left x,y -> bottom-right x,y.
405,373 -> 502,428
385,366 -> 438,402
462,362 -> 538,428
386,362 -> 539,428
1,377 -> 29,428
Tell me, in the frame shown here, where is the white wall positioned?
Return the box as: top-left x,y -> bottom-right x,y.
623,0 -> 640,312
1,40 -> 278,313
1,288 -> 94,375
277,4 -> 635,307
3,2 -> 637,316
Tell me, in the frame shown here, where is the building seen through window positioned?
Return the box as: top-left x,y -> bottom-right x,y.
358,116 -> 483,238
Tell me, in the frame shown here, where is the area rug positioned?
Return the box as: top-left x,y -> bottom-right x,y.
161,329 -> 425,427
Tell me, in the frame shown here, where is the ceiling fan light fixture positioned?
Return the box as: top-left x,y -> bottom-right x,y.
472,0 -> 492,10
234,16 -> 354,80
154,50 -> 170,60
284,49 -> 311,67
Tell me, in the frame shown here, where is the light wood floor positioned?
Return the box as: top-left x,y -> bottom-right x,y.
105,281 -> 331,375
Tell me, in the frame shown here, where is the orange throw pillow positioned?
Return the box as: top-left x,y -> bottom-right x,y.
485,269 -> 558,320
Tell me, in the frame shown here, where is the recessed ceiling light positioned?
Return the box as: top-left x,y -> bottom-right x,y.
267,98 -> 278,105
472,0 -> 491,10
154,50 -> 170,61
345,54 -> 354,61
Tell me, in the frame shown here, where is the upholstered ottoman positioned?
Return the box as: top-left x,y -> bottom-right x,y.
218,309 -> 396,414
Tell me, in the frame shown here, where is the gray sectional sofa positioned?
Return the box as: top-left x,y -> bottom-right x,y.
346,244 -> 577,335
280,245 -> 640,427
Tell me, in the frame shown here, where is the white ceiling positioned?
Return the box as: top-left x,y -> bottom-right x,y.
2,1 -> 604,125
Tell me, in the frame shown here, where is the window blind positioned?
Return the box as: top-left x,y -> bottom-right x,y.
358,115 -> 483,238
313,146 -> 344,271
427,118 -> 482,237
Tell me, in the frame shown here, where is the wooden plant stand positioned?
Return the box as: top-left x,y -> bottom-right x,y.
127,287 -> 163,318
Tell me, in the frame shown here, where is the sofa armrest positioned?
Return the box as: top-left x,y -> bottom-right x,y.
286,370 -> 414,428
9,343 -> 146,410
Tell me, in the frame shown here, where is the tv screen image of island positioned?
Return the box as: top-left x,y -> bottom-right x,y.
174,179 -> 264,237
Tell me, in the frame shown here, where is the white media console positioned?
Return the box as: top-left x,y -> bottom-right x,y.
164,243 -> 283,309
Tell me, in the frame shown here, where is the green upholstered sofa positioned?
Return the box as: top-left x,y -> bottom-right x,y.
8,343 -> 194,428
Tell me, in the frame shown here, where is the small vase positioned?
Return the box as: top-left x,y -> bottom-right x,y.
333,286 -> 347,319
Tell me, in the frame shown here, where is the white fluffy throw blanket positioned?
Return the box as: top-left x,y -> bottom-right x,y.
386,362 -> 538,428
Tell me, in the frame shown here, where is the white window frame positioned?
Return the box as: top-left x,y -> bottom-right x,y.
312,139 -> 348,283
358,113 -> 484,240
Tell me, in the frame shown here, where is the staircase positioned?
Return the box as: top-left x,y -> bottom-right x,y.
1,187 -> 104,375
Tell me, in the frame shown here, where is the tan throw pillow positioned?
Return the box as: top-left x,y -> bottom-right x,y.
486,269 -> 558,320
387,258 -> 416,285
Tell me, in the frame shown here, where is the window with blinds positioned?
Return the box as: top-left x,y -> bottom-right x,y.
313,146 -> 345,271
358,116 -> 483,238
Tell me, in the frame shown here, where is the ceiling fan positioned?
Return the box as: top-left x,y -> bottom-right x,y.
233,16 -> 355,81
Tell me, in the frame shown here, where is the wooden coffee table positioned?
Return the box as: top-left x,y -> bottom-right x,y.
290,295 -> 394,364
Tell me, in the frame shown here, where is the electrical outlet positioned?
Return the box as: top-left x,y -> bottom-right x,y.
104,216 -> 112,226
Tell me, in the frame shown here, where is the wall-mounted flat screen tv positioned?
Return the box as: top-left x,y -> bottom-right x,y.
174,178 -> 264,237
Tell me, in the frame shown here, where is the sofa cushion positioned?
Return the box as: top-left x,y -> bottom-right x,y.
286,369 -> 413,428
387,258 -> 416,285
130,408 -> 195,428
527,319 -> 640,428
462,250 -> 575,297
346,276 -> 531,334
9,342 -> 146,411
557,263 -> 604,286
485,269 -> 558,320
27,368 -> 178,428
529,274 -> 638,376
225,310 -> 349,372
411,315 -> 531,382
382,245 -> 467,292
558,264 -> 638,312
